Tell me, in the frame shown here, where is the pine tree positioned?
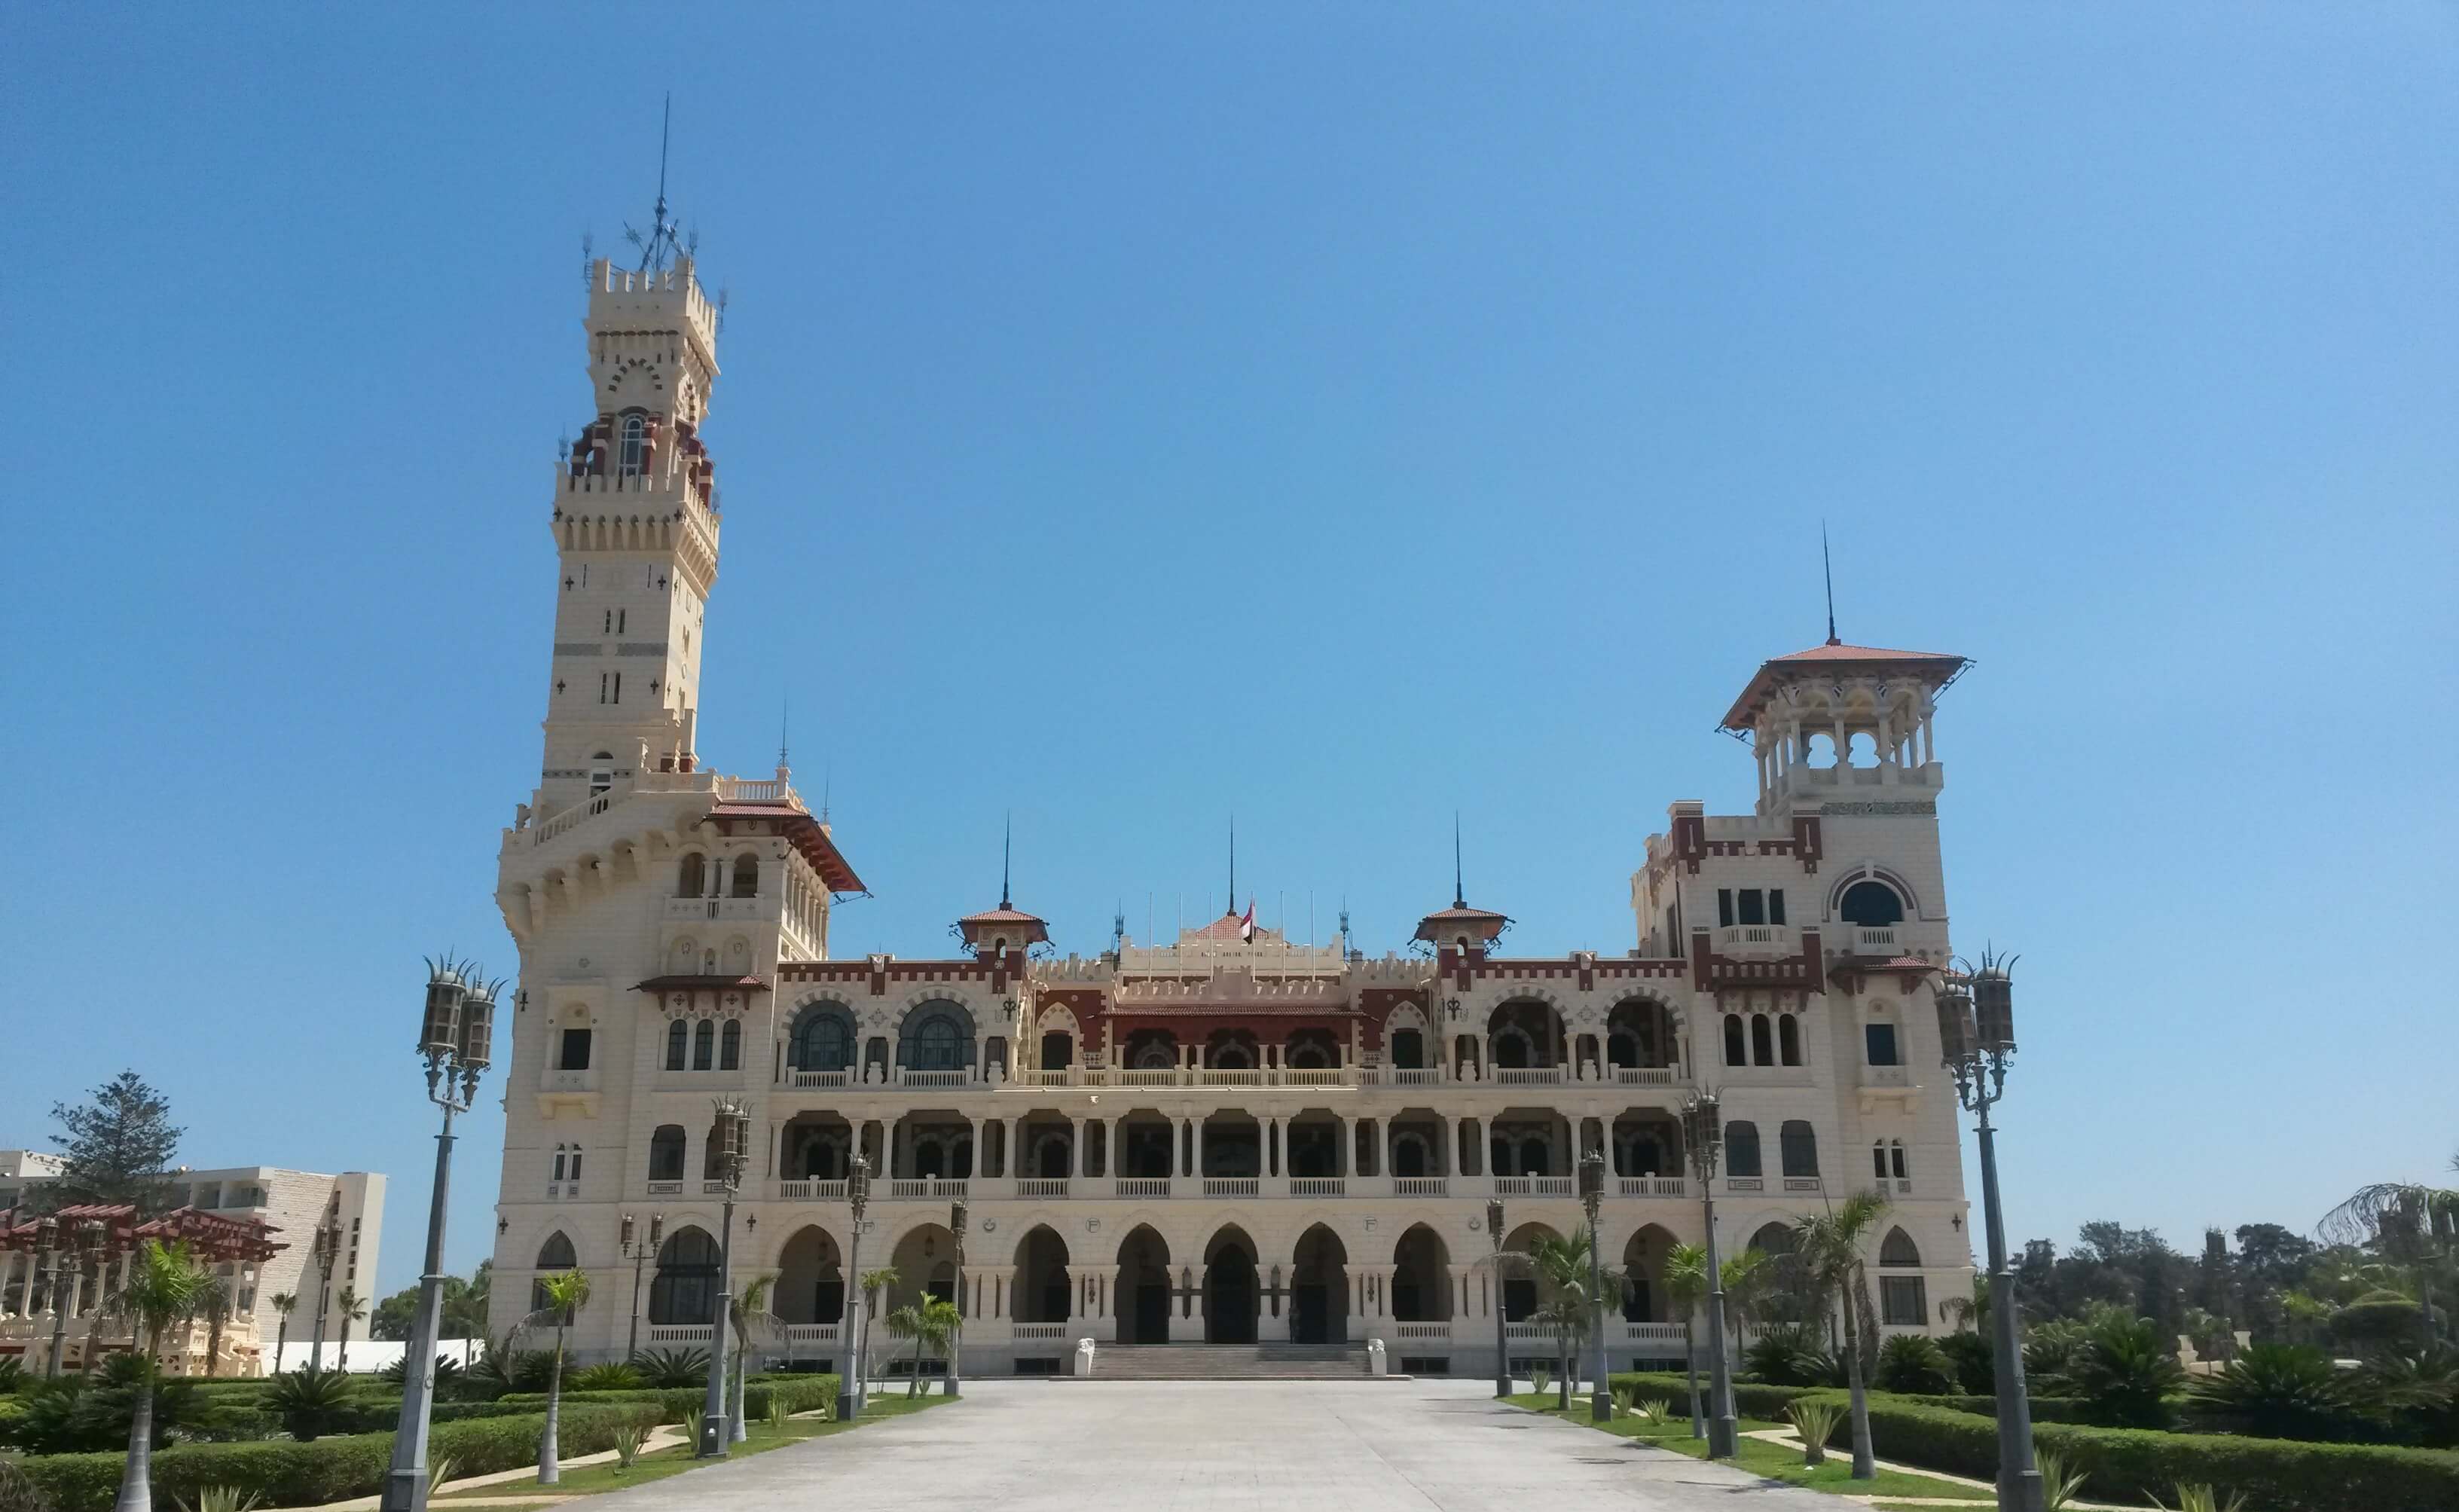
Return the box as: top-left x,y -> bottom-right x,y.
49,1071 -> 184,1211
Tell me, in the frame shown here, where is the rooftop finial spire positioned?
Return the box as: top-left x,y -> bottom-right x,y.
1227,817 -> 1237,917
1452,812 -> 1466,909
1822,521 -> 1840,646
1000,811 -> 1013,910
777,692 -> 790,773
625,93 -> 688,275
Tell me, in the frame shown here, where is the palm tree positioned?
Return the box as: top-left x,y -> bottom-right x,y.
857,1266 -> 901,1397
727,1272 -> 783,1441
267,1291 -> 298,1374
1792,1191 -> 1891,1480
2321,1148 -> 2459,1342
102,1238 -> 212,1512
1664,1242 -> 1710,1436
885,1295 -> 961,1397
1529,1226 -> 1614,1411
522,1269 -> 592,1485
333,1286 -> 367,1371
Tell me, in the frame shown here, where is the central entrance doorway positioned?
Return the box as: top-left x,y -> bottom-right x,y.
1291,1223 -> 1349,1344
1205,1228 -> 1258,1344
1117,1226 -> 1171,1344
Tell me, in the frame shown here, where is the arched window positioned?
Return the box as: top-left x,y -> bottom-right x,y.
1724,1121 -> 1762,1178
731,854 -> 759,899
677,854 -> 705,898
619,414 -> 646,478
1879,1227 -> 1922,1268
1779,1119 -> 1819,1178
899,1001 -> 975,1071
1750,1014 -> 1775,1067
790,1004 -> 855,1072
647,1125 -> 686,1181
719,1019 -> 741,1071
1390,1030 -> 1424,1070
1838,879 -> 1905,928
1391,1138 -> 1427,1178
692,1019 -> 715,1071
550,1144 -> 568,1182
1518,1137 -> 1550,1176
664,1020 -> 688,1071
648,1226 -> 719,1324
1778,1013 -> 1802,1067
1874,1138 -> 1909,1181
531,1231 -> 579,1313
1723,1014 -> 1746,1067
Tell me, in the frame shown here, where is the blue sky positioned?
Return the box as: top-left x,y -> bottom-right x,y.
6,5 -> 2452,1300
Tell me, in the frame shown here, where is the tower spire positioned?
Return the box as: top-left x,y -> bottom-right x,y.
1822,521 -> 1840,646
1452,812 -> 1466,908
1000,812 -> 1013,910
627,93 -> 687,275
777,692 -> 790,774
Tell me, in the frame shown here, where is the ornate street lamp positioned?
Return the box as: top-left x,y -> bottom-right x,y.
381,956 -> 496,1512
1578,1149 -> 1613,1421
947,1198 -> 967,1399
1935,951 -> 2045,1512
836,1153 -> 872,1422
620,1213 -> 664,1364
698,1098 -> 751,1458
1486,1196 -> 1509,1397
1681,1090 -> 1738,1458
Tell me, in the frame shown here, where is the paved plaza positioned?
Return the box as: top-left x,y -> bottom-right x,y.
575,1380 -> 1838,1510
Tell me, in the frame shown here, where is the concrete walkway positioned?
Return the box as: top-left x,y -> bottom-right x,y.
563,1379 -> 1840,1510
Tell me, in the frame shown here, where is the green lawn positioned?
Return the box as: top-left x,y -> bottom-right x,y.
1501,1394 -> 1992,1503
429,1391 -> 953,1502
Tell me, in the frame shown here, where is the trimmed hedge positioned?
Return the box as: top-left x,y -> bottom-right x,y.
1848,1397 -> 2459,1512
496,1373 -> 838,1423
1610,1371 -> 1819,1420
14,1401 -> 664,1512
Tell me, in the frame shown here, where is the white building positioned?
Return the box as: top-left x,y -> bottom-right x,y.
485,234 -> 1979,1378
0,1153 -> 383,1376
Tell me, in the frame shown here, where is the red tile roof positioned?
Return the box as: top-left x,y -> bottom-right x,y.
1413,903 -> 1511,943
705,800 -> 866,894
1721,640 -> 1969,730
955,905 -> 1050,946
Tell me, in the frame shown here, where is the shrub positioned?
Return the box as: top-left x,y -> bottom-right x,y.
264,1368 -> 357,1442
2332,1299 -> 2436,1358
0,1358 -> 23,1395
173,1488 -> 264,1512
493,1374 -> 838,1425
2063,1315 -> 2186,1429
1528,1364 -> 1550,1397
571,1363 -> 643,1392
1938,1330 -> 1994,1395
609,1419 -> 648,1468
0,1459 -> 45,1512
1851,1394 -> 2459,1512
2357,1344 -> 2459,1447
628,1347 -> 710,1388
1745,1325 -> 1839,1388
2036,1446 -> 2087,1511
374,1356 -> 462,1394
2192,1344 -> 2364,1442
1787,1399 -> 1843,1465
14,1403 -> 665,1512
6,1372 -> 221,1455
1877,1335 -> 1958,1395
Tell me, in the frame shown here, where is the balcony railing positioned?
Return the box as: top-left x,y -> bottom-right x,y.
1717,924 -> 1789,951
888,1179 -> 969,1199
1203,1178 -> 1260,1198
1492,1176 -> 1574,1197
1016,1178 -> 1071,1199
788,1070 -> 851,1089
1618,1177 -> 1687,1199
1393,1321 -> 1451,1339
1392,1178 -> 1449,1198
1609,1067 -> 1679,1086
647,1325 -> 712,1342
1290,1178 -> 1346,1198
1852,926 -> 1899,955
777,1179 -> 848,1202
1491,1068 -> 1566,1086
1621,1321 -> 1686,1343
1113,1178 -> 1172,1199
1013,1323 -> 1071,1340
783,1324 -> 839,1345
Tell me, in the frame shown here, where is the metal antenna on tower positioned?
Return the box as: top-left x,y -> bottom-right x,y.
624,94 -> 686,275
1452,812 -> 1466,909
1000,812 -> 1013,910
777,694 -> 790,771
1822,521 -> 1840,646
1227,817 -> 1237,918
580,231 -> 594,289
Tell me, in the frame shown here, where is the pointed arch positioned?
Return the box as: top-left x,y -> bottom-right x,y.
1878,1227 -> 1922,1268
1012,1224 -> 1073,1324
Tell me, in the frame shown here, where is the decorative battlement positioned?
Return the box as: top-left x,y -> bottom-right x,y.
586,256 -> 720,360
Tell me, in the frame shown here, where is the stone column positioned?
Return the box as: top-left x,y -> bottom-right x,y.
1337,1116 -> 1353,1178
1193,1117 -> 1207,1178
970,1119 -> 987,1181
1071,1118 -> 1088,1179
1004,1117 -> 1021,1179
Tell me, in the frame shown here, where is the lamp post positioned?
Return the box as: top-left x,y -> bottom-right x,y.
619,1213 -> 663,1364
380,956 -> 496,1512
35,1217 -> 63,1379
1486,1197 -> 1509,1397
947,1198 -> 967,1398
1579,1149 -> 1612,1421
1935,953 -> 2045,1512
837,1153 -> 872,1422
1682,1090 -> 1739,1459
697,1098 -> 750,1459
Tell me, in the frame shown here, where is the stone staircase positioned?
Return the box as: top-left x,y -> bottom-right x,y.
1080,1342 -> 1388,1379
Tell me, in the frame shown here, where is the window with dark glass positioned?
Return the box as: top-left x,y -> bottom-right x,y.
1717,889 -> 1734,927
1779,1119 -> 1819,1177
1737,889 -> 1766,926
1880,1275 -> 1928,1327
557,1028 -> 591,1071
1839,879 -> 1905,927
648,1125 -> 686,1181
1724,1121 -> 1762,1178
719,1019 -> 741,1071
664,1020 -> 687,1071
692,1019 -> 715,1071
1865,1022 -> 1900,1066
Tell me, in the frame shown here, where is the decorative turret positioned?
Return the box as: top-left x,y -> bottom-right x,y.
955,822 -> 1048,965
1413,820 -> 1509,961
1721,639 -> 1969,815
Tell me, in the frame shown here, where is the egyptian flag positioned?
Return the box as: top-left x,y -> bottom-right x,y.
1238,901 -> 1257,942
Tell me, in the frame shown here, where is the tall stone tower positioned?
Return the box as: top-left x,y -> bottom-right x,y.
532,255 -> 725,818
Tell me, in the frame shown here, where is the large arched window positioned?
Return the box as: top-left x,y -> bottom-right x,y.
648,1226 -> 719,1324
731,854 -> 759,899
531,1232 -> 579,1313
1750,1014 -> 1775,1067
1838,879 -> 1905,928
664,1019 -> 689,1071
790,1003 -> 856,1072
619,414 -> 646,478
1778,1013 -> 1802,1067
899,1001 -> 975,1071
1877,1225 -> 1929,1324
647,1125 -> 686,1181
677,854 -> 705,898
1779,1119 -> 1819,1178
719,1019 -> 741,1071
692,1019 -> 715,1071
1724,1120 -> 1762,1178
1722,1014 -> 1746,1067
1879,1227 -> 1922,1268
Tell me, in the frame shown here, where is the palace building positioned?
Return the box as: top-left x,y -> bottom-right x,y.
486,235 -> 1979,1378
